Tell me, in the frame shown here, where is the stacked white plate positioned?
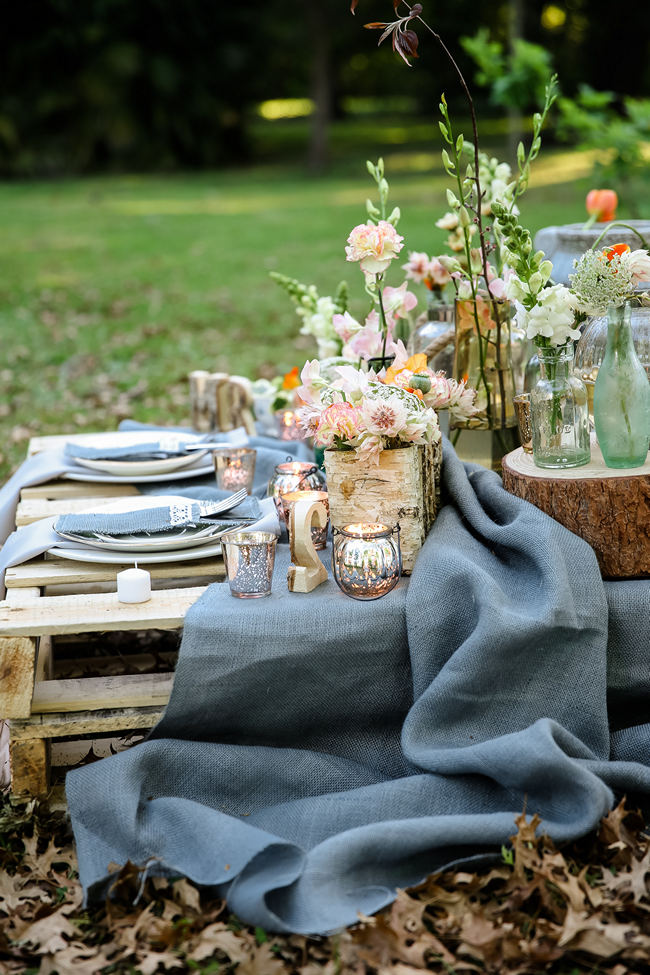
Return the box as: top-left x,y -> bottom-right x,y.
64,432 -> 213,483
51,496 -> 238,565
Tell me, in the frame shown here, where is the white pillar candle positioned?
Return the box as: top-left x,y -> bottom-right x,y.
117,565 -> 152,603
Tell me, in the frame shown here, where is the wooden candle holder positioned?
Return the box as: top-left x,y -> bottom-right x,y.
287,498 -> 328,593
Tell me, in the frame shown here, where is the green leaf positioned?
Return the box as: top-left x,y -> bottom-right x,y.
255,926 -> 268,944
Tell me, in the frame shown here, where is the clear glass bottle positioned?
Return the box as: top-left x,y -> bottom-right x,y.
593,302 -> 650,469
407,295 -> 455,375
453,296 -> 518,430
530,344 -> 591,469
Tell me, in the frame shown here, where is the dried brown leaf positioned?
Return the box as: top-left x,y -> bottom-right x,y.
235,942 -> 288,975
0,872 -> 46,913
187,923 -> 253,963
11,906 -> 78,954
558,904 -> 650,955
37,943 -> 105,975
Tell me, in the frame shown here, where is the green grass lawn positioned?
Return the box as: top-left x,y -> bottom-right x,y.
0,119 -> 599,480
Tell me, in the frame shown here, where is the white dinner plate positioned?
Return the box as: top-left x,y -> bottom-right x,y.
62,461 -> 214,484
63,431 -> 211,478
71,451 -> 209,477
48,540 -> 224,565
53,523 -> 237,553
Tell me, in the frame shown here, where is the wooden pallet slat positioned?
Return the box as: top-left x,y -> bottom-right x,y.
2,432 -> 227,797
5,556 -> 223,589
10,704 -> 166,740
0,586 -> 206,637
31,672 -> 174,713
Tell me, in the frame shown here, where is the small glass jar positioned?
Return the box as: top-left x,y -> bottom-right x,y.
331,523 -> 401,600
267,461 -> 326,521
213,447 -> 256,494
530,344 -> 591,469
453,296 -> 519,430
274,409 -> 305,441
221,531 -> 277,599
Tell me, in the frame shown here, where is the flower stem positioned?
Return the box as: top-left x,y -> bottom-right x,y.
376,277 -> 389,361
591,221 -> 650,251
407,1 -> 507,427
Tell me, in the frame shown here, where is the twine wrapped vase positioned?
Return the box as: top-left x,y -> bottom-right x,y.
324,440 -> 441,574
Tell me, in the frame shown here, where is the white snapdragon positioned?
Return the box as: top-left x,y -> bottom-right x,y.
518,284 -> 581,346
297,295 -> 340,359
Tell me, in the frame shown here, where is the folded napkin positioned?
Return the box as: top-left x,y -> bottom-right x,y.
54,496 -> 262,538
64,432 -> 241,462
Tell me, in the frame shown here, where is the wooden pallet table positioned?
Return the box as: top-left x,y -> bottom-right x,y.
1,435 -> 226,796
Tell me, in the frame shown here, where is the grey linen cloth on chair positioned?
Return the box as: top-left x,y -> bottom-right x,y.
66,440 -> 650,935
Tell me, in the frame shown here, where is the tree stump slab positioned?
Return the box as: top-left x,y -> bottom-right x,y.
502,442 -> 650,579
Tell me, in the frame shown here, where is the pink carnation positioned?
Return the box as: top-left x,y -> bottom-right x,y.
314,401 -> 362,447
402,251 -> 431,283
428,257 -> 452,288
345,220 -> 404,275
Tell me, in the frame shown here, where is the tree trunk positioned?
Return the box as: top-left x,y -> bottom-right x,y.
502,448 -> 650,579
306,2 -> 332,173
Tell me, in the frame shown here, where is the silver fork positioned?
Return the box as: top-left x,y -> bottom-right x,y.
197,489 -> 249,517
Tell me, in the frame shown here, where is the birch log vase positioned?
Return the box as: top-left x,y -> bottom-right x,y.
324,441 -> 441,574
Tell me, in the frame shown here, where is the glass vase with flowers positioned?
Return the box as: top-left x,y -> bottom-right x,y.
495,202 -> 590,468
353,1 -> 557,449
570,242 -> 650,468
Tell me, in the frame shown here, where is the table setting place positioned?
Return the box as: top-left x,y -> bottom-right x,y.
0,426 -> 312,599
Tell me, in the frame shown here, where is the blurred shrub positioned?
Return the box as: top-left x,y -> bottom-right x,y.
460,29 -> 554,112
0,0 -> 268,175
557,87 -> 650,216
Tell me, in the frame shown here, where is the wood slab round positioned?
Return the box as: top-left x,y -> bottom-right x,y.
501,441 -> 650,578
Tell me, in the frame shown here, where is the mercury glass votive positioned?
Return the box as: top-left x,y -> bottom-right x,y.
275,409 -> 304,441
267,461 -> 326,522
213,447 -> 257,494
221,531 -> 277,598
331,523 -> 401,601
281,490 -> 330,550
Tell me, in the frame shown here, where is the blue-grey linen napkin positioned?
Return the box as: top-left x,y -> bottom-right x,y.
66,438 -> 650,935
54,497 -> 262,538
64,434 -> 209,462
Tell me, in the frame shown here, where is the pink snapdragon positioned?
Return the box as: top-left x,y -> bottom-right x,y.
344,313 -> 397,361
382,281 -> 418,318
297,359 -> 326,407
332,311 -> 361,344
345,220 -> 404,274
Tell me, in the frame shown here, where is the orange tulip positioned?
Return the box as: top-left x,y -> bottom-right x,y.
281,366 -> 300,390
586,189 -> 618,223
604,242 -> 631,262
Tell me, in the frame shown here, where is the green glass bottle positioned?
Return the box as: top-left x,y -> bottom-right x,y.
593,302 -> 650,469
